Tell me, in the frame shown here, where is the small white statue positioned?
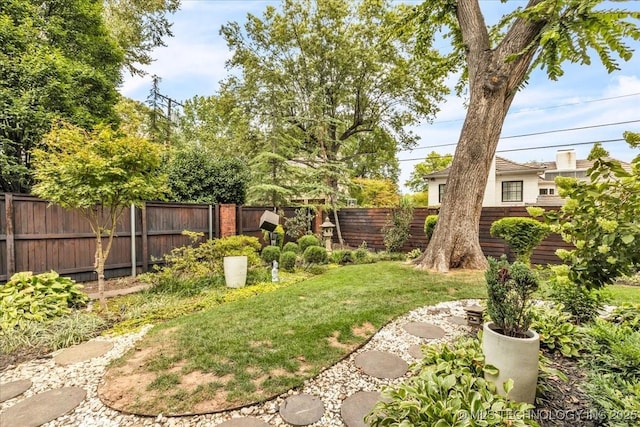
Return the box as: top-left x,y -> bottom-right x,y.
271,260 -> 279,282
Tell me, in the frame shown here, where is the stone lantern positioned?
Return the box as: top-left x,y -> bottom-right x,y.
320,216 -> 335,253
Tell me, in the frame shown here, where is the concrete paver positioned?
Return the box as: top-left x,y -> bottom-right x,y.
402,322 -> 446,339
0,387 -> 86,427
54,340 -> 114,366
279,393 -> 324,426
354,351 -> 408,379
216,417 -> 270,427
0,380 -> 32,403
340,391 -> 383,427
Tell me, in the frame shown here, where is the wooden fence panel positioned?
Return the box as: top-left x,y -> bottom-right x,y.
238,207 -> 299,245
0,195 -> 7,281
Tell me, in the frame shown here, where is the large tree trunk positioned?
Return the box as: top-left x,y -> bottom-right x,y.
416,0 -> 546,272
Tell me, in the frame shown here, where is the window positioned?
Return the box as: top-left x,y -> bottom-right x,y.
502,181 -> 523,202
549,188 -> 555,195
540,188 -> 556,196
438,184 -> 446,203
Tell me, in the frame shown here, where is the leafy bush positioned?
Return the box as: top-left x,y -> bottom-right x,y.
303,245 -> 328,264
490,217 -> 550,265
262,224 -> 284,248
406,248 -> 422,260
367,336 -> 537,426
535,135 -> 640,290
607,303 -> 640,330
485,256 -> 539,337
284,207 -> 316,239
307,264 -> 328,275
261,246 -> 281,264
423,214 -> 438,241
531,303 -> 583,357
166,148 -> 249,204
297,234 -> 321,253
193,235 -> 262,273
353,242 -> 373,264
382,197 -> 414,252
376,251 -> 406,261
546,265 -> 609,324
329,249 -> 353,265
0,271 -> 88,331
282,242 -> 299,254
279,251 -> 297,272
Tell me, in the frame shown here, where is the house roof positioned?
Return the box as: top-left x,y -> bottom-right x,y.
540,157 -> 633,172
423,156 -> 545,179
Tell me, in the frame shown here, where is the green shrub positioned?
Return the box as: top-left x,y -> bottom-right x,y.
297,234 -> 321,253
367,336 -> 537,426
546,265 -> 609,324
490,217 -> 550,265
307,264 -> 328,275
531,303 -> 583,357
0,271 -> 88,331
423,214 -> 438,241
329,250 -> 353,265
534,137 -> 640,290
485,256 -> 539,337
303,245 -> 328,264
196,235 -> 262,273
376,251 -> 405,261
282,242 -> 299,254
406,248 -> 422,260
382,197 -> 414,252
279,251 -> 297,272
353,243 -> 373,264
261,246 -> 281,264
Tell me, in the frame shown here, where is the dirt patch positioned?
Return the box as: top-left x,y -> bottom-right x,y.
327,331 -> 357,351
352,322 -> 376,338
81,276 -> 143,295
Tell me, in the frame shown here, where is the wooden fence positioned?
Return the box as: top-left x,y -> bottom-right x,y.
337,206 -> 570,265
1,194 -> 568,283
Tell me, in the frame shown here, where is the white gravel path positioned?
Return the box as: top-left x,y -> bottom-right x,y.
0,300 -> 480,427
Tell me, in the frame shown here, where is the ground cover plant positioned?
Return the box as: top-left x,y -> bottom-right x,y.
98,262 -> 486,415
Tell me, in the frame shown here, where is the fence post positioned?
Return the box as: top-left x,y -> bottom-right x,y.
5,194 -> 15,278
141,203 -> 148,273
130,204 -> 136,277
208,204 -> 213,240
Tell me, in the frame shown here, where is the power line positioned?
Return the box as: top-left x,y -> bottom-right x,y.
431,92 -> 640,124
398,138 -> 628,162
403,118 -> 639,153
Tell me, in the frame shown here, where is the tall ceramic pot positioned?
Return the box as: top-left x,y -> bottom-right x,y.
482,322 -> 540,404
223,255 -> 248,288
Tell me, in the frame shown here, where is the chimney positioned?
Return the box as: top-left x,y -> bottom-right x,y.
556,149 -> 576,170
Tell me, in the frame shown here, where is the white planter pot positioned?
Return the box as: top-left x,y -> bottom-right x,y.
223,256 -> 248,288
482,322 -> 540,404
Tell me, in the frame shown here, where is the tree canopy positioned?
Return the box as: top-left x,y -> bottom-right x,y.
220,0 -> 449,218
405,151 -> 453,193
1,0 -> 123,193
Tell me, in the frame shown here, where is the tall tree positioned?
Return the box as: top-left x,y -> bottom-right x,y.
587,142 -> 610,160
405,151 -> 453,193
0,0 -> 123,193
411,0 -> 639,272
221,0 -> 448,242
102,0 -> 180,76
31,121 -> 167,308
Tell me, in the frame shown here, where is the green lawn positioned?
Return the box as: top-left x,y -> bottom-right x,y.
102,262 -> 486,415
608,284 -> 640,305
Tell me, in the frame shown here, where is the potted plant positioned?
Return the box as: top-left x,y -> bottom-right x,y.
482,256 -> 540,404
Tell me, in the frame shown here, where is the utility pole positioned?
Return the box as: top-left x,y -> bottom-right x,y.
146,75 -> 184,150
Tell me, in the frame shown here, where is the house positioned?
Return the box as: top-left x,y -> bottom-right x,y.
424,156 -> 545,207
424,149 -> 632,207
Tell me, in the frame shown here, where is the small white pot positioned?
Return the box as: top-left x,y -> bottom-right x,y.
223,256 -> 248,288
482,322 -> 540,404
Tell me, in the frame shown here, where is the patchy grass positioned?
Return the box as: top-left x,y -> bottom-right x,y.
100,262 -> 486,415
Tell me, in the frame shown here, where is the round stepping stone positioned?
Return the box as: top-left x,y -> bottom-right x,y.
402,322 -> 446,339
279,393 -> 324,426
341,391 -> 383,427
54,340 -> 113,366
0,379 -> 32,403
447,316 -> 467,326
0,387 -> 86,427
408,344 -> 424,359
354,350 -> 408,379
217,417 -> 270,427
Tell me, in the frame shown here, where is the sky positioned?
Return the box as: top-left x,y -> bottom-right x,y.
119,0 -> 640,193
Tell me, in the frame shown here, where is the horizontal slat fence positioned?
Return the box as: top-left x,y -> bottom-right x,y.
338,206 -> 571,265
2,193 -> 570,283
